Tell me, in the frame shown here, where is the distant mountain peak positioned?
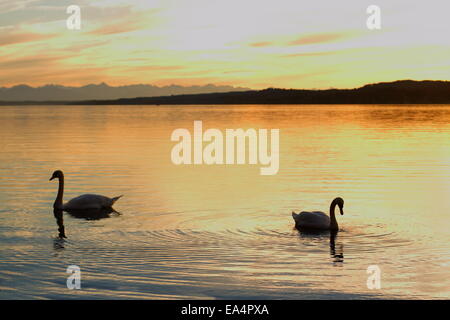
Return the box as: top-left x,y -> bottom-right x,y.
0,83 -> 250,101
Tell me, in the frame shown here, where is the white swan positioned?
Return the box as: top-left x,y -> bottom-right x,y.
292,197 -> 344,231
49,170 -> 123,211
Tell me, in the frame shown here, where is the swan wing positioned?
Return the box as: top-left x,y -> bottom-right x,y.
293,211 -> 330,230
63,194 -> 117,210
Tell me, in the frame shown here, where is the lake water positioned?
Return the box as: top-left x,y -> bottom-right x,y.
0,104 -> 449,299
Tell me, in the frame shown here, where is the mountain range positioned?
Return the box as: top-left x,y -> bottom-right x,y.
0,80 -> 448,105
0,83 -> 249,101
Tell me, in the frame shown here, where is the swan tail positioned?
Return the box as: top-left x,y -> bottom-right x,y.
292,211 -> 298,218
111,195 -> 123,205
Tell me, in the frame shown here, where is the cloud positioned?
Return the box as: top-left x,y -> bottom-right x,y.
126,65 -> 185,71
0,54 -> 68,70
86,5 -> 158,36
249,41 -> 273,47
59,40 -> 111,53
283,51 -> 336,58
0,1 -> 74,28
288,33 -> 345,46
0,60 -> 109,86
0,0 -> 40,14
0,31 -> 55,46
87,20 -> 142,36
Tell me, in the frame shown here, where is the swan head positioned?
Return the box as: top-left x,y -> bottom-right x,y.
49,170 -> 63,181
334,197 -> 344,215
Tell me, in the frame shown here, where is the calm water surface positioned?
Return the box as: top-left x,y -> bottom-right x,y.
0,105 -> 449,299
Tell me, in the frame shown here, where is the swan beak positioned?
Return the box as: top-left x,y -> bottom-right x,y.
340,207 -> 344,215
49,176 -> 55,181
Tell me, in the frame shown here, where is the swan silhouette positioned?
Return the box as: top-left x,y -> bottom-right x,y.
292,197 -> 344,231
49,170 -> 123,211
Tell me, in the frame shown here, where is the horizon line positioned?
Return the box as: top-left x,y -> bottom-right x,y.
2,78 -> 450,92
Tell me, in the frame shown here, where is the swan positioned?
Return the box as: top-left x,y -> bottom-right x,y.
49,170 -> 123,211
292,197 -> 344,231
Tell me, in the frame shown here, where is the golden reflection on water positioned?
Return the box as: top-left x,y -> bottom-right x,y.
0,104 -> 449,299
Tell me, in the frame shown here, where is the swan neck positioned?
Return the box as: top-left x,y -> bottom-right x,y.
54,176 -> 64,209
329,200 -> 339,231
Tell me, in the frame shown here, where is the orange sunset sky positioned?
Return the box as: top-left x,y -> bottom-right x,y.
1,0 -> 449,89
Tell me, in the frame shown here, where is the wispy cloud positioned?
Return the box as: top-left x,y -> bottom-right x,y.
0,31 -> 55,46
249,41 -> 273,48
288,32 -> 346,46
283,51 -> 337,58
0,54 -> 69,70
88,21 -> 142,36
0,0 -> 40,14
126,65 -> 185,71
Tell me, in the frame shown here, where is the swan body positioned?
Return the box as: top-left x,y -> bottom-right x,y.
63,194 -> 122,210
292,211 -> 331,230
292,197 -> 344,231
50,170 -> 122,211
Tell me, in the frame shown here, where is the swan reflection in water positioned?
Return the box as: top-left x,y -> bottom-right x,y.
295,229 -> 344,265
329,231 -> 344,264
53,209 -> 66,239
53,208 -> 66,252
52,207 -> 120,241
